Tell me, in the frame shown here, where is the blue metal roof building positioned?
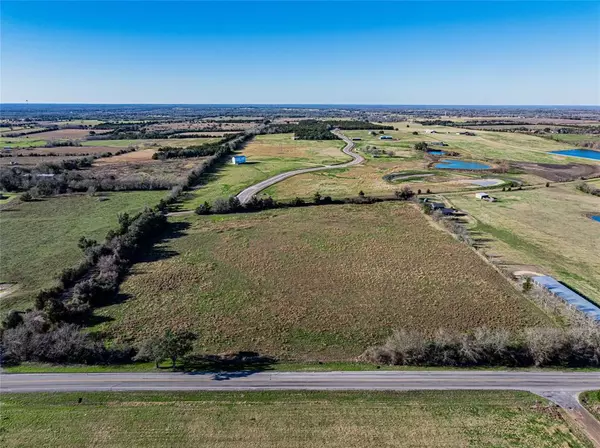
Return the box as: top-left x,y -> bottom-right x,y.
532,275 -> 600,321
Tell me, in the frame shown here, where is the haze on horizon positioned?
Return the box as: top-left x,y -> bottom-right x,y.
1,1 -> 598,106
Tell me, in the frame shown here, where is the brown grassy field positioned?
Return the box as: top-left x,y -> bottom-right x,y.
85,156 -> 206,187
0,155 -> 85,166
94,148 -> 156,163
30,129 -> 110,140
1,391 -> 589,448
95,203 -> 548,360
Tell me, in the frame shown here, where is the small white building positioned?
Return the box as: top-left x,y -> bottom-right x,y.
425,130 -> 437,134
475,192 -> 490,200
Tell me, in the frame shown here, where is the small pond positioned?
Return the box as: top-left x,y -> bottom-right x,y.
550,149 -> 600,160
427,150 -> 446,155
434,159 -> 491,170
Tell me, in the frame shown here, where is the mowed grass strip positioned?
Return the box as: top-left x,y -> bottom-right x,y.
0,191 -> 165,312
97,203 -> 548,360
0,390 -> 589,448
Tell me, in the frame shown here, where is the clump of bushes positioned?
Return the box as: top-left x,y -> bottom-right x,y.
1,312 -> 133,365
361,324 -> 600,367
576,181 -> 600,197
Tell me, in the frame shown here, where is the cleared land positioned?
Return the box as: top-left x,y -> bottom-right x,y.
96,203 -> 548,360
0,155 -> 86,166
0,191 -> 165,312
180,133 -> 348,210
0,390 -> 589,447
28,129 -> 110,140
0,137 -> 47,148
81,137 -> 222,149
85,156 -> 207,187
449,184 -> 600,304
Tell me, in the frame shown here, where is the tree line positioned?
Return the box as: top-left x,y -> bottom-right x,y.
195,187 -> 416,215
361,324 -> 600,367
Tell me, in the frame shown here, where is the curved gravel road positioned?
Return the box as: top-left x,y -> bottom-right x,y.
236,130 -> 363,204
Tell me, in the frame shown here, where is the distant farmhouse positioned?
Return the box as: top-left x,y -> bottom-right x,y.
379,135 -> 393,140
231,155 -> 247,165
475,192 -> 497,202
352,137 -> 362,141
425,130 -> 437,134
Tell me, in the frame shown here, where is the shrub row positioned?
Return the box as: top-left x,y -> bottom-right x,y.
361,325 -> 600,367
576,181 -> 600,197
196,188 -> 415,215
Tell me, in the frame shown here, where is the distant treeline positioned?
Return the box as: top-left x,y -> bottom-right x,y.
2,126 -> 59,138
323,120 -> 394,130
153,133 -> 244,159
268,120 -> 339,140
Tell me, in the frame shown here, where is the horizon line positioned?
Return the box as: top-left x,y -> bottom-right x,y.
2,103 -> 599,108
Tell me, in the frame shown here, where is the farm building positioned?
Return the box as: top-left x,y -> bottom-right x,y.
231,155 -> 247,165
352,137 -> 362,141
379,135 -> 393,140
532,276 -> 600,321
475,192 -> 497,202
425,130 -> 437,134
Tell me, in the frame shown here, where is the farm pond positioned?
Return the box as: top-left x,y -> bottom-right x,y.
435,159 -> 491,170
550,149 -> 600,160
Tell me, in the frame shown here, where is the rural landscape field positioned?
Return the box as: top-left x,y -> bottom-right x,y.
1,0 -> 599,445
1,102 -> 599,445
1,390 -> 591,447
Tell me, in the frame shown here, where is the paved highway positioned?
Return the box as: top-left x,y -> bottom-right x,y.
236,130 -> 363,204
2,370 -> 598,393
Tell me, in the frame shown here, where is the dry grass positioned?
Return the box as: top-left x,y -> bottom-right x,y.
0,390 -> 589,448
85,157 -> 206,186
449,184 -> 600,304
94,148 -> 156,163
30,129 -> 111,140
96,203 -> 548,360
0,155 -> 85,166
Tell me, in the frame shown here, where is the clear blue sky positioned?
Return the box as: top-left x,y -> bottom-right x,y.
1,1 -> 598,105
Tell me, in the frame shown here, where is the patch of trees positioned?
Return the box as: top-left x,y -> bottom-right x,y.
576,181 -> 600,197
323,120 -> 394,130
44,139 -> 82,148
363,146 -> 395,157
268,120 -> 339,140
153,133 -> 244,160
134,329 -> 197,368
361,324 -> 600,367
414,142 -> 429,151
